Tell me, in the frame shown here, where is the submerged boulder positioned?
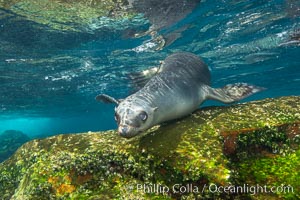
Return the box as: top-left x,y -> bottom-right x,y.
0,130 -> 30,163
0,96 -> 299,199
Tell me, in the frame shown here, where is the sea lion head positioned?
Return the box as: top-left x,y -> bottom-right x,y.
115,101 -> 157,138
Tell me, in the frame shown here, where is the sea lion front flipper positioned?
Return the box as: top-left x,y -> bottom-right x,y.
206,83 -> 266,103
95,94 -> 121,105
128,64 -> 162,91
163,25 -> 189,47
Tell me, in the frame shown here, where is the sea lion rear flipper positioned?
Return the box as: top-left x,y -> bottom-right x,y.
206,83 -> 265,103
95,94 -> 121,105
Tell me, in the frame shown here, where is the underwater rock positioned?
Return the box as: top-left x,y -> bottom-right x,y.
0,96 -> 299,199
0,130 -> 30,163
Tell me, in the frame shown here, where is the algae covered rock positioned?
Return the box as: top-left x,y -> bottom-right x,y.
0,130 -> 30,163
0,96 -> 299,199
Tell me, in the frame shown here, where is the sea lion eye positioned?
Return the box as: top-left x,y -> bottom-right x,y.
139,111 -> 148,122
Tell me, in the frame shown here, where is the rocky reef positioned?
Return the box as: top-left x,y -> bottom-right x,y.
0,96 -> 299,199
0,130 -> 30,163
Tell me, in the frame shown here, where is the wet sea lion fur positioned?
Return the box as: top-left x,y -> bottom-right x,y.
96,52 -> 264,138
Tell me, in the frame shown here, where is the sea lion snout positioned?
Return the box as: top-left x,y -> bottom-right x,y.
118,126 -> 128,136
118,125 -> 137,138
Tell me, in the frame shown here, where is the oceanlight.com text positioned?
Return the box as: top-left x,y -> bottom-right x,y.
207,183 -> 293,195
133,183 -> 294,195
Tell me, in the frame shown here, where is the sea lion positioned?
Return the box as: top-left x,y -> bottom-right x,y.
130,0 -> 201,52
96,52 -> 264,138
131,0 -> 200,32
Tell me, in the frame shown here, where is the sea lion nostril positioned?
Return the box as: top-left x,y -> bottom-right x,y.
121,126 -> 128,133
118,126 -> 129,136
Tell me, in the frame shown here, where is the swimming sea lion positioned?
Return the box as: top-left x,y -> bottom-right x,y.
96,52 -> 264,138
130,0 -> 201,52
131,0 -> 200,32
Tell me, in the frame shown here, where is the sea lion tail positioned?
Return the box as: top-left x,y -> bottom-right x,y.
206,83 -> 266,103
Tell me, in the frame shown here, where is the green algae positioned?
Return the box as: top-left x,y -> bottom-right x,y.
231,148 -> 300,199
234,123 -> 300,160
0,96 -> 299,199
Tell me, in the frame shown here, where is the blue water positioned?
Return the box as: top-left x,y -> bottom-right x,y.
0,0 -> 299,138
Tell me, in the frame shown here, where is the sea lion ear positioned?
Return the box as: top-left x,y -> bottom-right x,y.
95,94 -> 121,105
